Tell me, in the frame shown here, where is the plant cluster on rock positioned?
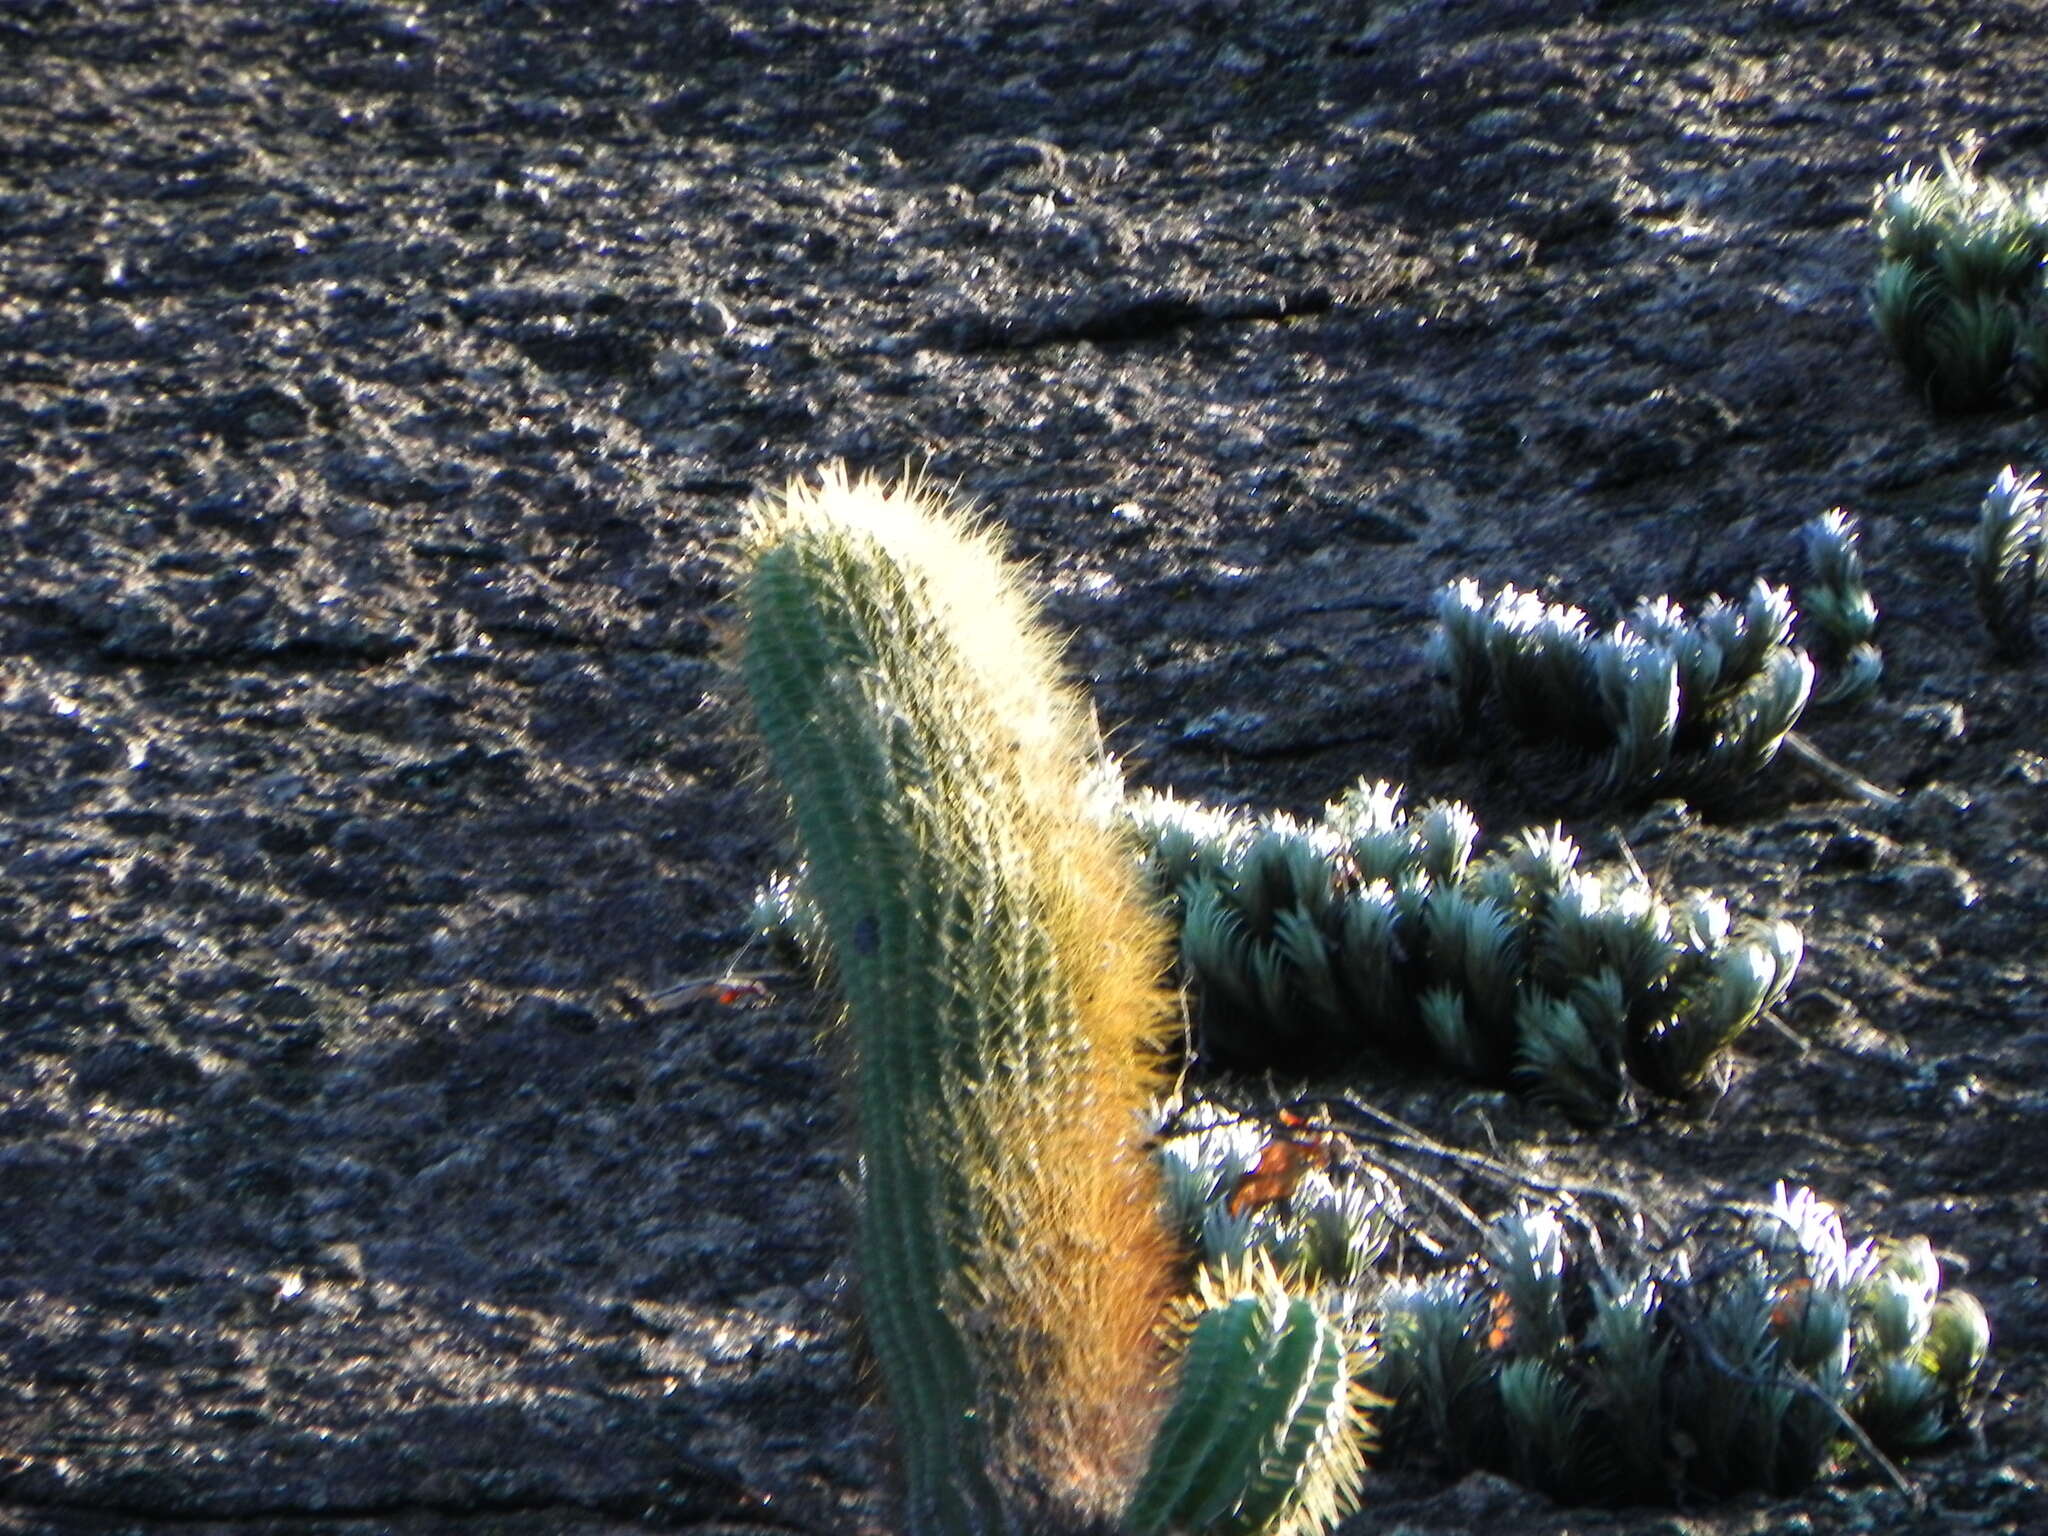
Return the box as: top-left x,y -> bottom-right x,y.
1871,154 -> 2048,412
737,468 -> 1985,1536
1126,781 -> 1802,1125
1431,575 -> 1816,802
1159,1104 -> 1989,1508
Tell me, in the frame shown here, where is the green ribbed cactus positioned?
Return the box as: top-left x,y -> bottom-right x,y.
1127,1257 -> 1371,1536
737,469 -> 1371,1536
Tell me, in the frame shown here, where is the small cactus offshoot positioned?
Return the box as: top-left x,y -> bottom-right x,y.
1126,782 -> 1802,1123
1870,154 -> 2048,412
1127,1254 -> 1375,1536
1431,577 -> 1815,802
1970,466 -> 2046,659
1800,511 -> 1883,705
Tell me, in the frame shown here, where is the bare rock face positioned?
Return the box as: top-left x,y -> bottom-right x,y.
1,3 -> 2045,1534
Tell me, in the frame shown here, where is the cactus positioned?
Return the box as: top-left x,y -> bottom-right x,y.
1431,577 -> 1814,802
1970,466 -> 2046,659
1127,1256 -> 1372,1536
738,468 -> 1184,1531
1126,783 -> 1801,1122
739,469 -> 1380,1536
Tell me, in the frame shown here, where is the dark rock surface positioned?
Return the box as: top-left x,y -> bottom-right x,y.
1,1 -> 2045,1532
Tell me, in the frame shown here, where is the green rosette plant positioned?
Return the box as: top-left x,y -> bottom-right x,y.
1800,510 -> 1883,705
1871,153 -> 2048,412
1126,782 -> 1801,1123
1971,466 -> 2045,659
1431,577 -> 1815,802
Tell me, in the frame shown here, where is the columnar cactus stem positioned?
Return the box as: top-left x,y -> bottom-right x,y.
737,468 -> 1181,1533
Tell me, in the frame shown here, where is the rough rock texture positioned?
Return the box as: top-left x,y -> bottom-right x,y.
0,1 -> 2044,1533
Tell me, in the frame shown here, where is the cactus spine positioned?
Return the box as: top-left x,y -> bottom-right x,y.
737,469 -> 1183,1532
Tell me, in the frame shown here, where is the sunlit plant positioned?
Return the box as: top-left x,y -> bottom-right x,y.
1971,466 -> 2045,659
1431,576 -> 1814,802
1125,782 -> 1801,1123
1870,153 -> 2048,412
1800,510 -> 1882,705
1154,1162 -> 1992,1508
